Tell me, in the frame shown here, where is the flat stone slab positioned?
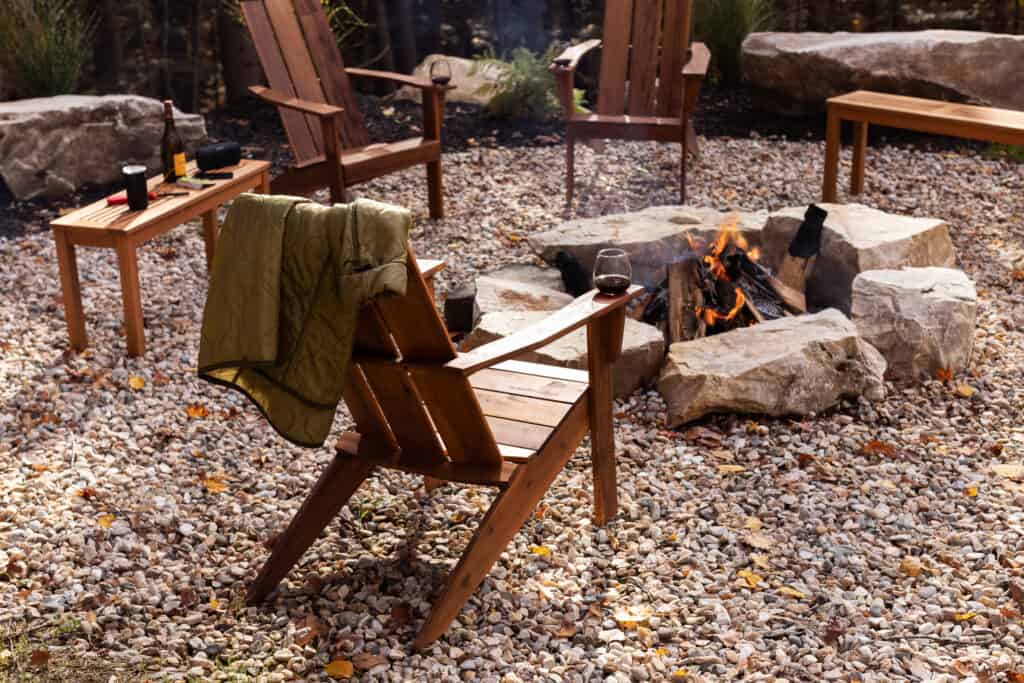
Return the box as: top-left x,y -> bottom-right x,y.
761,203 -> 956,313
475,274 -> 573,317
742,30 -> 1024,113
529,206 -> 768,288
0,95 -> 206,199
851,267 -> 977,381
658,309 -> 886,427
482,264 -> 567,294
393,54 -> 505,106
462,312 -> 665,397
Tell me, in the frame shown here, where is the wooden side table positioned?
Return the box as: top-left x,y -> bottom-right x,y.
51,160 -> 271,356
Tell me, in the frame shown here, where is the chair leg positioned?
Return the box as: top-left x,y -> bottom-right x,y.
246,455 -> 374,604
850,121 -> 869,196
823,106 -> 842,203
426,159 -> 444,219
565,130 -> 576,208
413,400 -> 589,649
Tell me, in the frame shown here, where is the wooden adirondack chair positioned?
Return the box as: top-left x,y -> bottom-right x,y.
241,0 -> 450,218
245,250 -> 643,648
551,0 -> 711,205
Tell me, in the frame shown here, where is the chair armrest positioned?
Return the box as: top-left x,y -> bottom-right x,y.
345,67 -> 452,92
683,42 -> 711,79
446,286 -> 643,375
550,39 -> 602,71
249,86 -> 343,118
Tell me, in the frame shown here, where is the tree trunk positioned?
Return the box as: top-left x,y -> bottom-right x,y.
494,0 -> 546,54
218,2 -> 264,104
92,0 -> 122,92
419,0 -> 441,56
386,0 -> 418,73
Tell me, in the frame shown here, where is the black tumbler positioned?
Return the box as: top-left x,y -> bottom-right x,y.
122,165 -> 149,211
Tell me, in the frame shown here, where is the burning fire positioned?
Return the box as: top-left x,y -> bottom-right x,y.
689,214 -> 758,326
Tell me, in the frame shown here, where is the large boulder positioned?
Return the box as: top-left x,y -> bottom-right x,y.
659,309 -> 887,427
393,54 -> 505,107
529,206 -> 768,289
475,273 -> 573,317
0,95 -> 206,199
462,312 -> 665,397
761,203 -> 956,313
850,267 -> 977,381
742,30 -> 1024,114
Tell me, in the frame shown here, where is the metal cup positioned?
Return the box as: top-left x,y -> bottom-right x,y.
122,165 -> 149,211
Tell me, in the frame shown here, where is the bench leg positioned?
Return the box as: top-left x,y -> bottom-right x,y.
201,210 -> 218,273
850,121 -> 869,196
116,239 -> 145,357
426,159 -> 443,220
53,228 -> 88,351
823,108 -> 841,203
258,170 -> 271,194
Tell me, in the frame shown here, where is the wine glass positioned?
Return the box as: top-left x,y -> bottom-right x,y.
430,58 -> 452,87
593,248 -> 632,295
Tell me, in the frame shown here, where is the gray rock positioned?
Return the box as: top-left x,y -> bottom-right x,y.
484,264 -> 567,293
761,203 -> 955,313
658,309 -> 886,427
850,267 -> 977,381
0,95 -> 206,199
475,274 -> 573,317
461,311 -> 665,397
529,205 -> 768,288
393,54 -> 505,107
742,30 -> 1024,114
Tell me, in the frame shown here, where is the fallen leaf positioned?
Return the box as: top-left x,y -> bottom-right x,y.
152,371 -> 172,386
75,487 -> 99,500
654,647 -> 668,657
934,367 -> 954,382
953,611 -> 977,622
324,659 -> 354,679
186,403 -> 209,419
1012,270 -> 1024,282
778,586 -> 806,599
797,452 -> 816,468
97,513 -> 115,529
993,463 -> 1024,480
128,375 -> 146,390
529,545 -> 551,557
745,532 -> 774,550
555,620 -> 577,638
614,606 -> 650,629
1007,671 -> 1024,683
737,569 -> 762,588
954,383 -> 976,398
202,476 -> 228,494
750,554 -> 771,570
351,652 -> 386,670
30,649 -> 50,668
900,556 -> 923,578
964,484 -> 978,497
533,504 -> 548,520
861,440 -> 897,457
744,517 -> 763,531
823,618 -> 846,646
717,464 -> 747,474
31,463 -> 49,473
294,614 -> 324,646
209,596 -> 221,610
672,670 -> 689,679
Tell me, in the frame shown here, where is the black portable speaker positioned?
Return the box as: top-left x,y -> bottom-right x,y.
196,141 -> 242,172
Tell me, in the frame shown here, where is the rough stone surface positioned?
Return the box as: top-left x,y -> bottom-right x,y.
393,54 -> 505,106
761,203 -> 956,313
529,205 -> 768,288
484,263 -> 567,293
475,273 -> 573,317
0,95 -> 206,199
742,30 -> 1024,113
851,267 -> 977,381
659,309 -> 887,427
462,311 -> 665,396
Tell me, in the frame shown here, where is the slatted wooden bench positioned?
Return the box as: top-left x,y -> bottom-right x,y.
823,90 -> 1024,202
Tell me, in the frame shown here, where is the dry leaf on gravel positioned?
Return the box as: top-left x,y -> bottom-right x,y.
529,545 -> 551,557
737,569 -> 762,588
778,586 -> 806,599
934,367 -> 954,382
953,611 -> 977,622
718,464 -> 747,474
555,620 -> 577,638
750,554 -> 771,570
964,484 -> 979,497
992,463 -> 1024,480
324,659 -> 354,679
29,649 -> 50,668
351,652 -> 387,670
861,440 -> 897,457
128,376 -> 145,390
901,556 -> 923,577
744,532 -> 773,550
186,403 -> 209,418
97,514 -> 115,529
202,476 -> 228,494
744,517 -> 763,531
954,384 -> 976,398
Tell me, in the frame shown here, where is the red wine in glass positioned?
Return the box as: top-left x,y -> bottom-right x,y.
593,248 -> 632,295
430,59 -> 452,86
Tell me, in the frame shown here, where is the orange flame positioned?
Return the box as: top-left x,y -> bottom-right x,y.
691,213 -> 754,326
697,287 -> 746,325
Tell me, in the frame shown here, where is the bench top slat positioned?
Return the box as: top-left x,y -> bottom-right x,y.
829,90 -> 1024,133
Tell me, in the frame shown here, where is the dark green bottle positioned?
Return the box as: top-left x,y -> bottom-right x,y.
161,100 -> 186,182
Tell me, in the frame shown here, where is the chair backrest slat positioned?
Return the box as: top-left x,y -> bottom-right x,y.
656,0 -> 691,116
241,0 -> 320,161
627,0 -> 663,116
292,0 -> 371,147
597,0 -> 634,115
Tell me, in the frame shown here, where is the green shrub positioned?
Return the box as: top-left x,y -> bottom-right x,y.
473,47 -> 586,120
694,0 -> 773,85
0,0 -> 95,98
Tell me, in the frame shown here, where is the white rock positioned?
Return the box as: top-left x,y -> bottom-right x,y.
742,30 -> 1024,113
474,274 -> 573,317
0,95 -> 206,199
658,309 -> 886,427
850,267 -> 977,380
461,311 -> 665,397
393,54 -> 505,107
761,203 -> 956,313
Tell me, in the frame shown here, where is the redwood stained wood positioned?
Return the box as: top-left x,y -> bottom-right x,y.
360,362 -> 447,467
410,367 -> 502,467
597,0 -> 634,115
292,0 -> 370,147
486,415 -> 554,451
657,0 -> 689,116
240,1 -> 318,160
474,388 -> 572,427
587,309 -> 623,524
627,0 -> 663,116
374,253 -> 456,362
491,359 -> 590,384
469,368 -> 588,404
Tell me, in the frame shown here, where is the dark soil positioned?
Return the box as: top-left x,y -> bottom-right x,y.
0,84 -> 1004,240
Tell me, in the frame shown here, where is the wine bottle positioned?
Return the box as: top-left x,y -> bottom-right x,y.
161,100 -> 186,182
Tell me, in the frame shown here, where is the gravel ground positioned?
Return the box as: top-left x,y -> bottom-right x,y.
1,129 -> 1023,682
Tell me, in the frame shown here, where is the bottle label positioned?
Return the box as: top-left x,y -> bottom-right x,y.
173,153 -> 186,178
